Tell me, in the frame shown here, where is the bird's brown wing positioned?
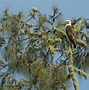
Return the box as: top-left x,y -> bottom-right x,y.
66,25 -> 76,48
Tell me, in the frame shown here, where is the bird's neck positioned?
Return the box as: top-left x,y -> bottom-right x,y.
65,24 -> 71,27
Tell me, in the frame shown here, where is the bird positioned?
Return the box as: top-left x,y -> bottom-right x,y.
65,20 -> 76,48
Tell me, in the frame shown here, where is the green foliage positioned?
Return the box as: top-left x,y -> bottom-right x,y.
0,7 -> 88,90
77,39 -> 87,47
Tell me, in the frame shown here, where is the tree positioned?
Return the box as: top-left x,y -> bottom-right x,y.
0,7 -> 89,90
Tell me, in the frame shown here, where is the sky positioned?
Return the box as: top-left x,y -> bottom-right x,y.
0,0 -> 89,90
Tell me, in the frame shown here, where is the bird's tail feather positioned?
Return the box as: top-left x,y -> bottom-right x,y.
74,44 -> 76,48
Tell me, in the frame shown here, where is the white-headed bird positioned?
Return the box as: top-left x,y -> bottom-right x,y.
65,20 -> 76,48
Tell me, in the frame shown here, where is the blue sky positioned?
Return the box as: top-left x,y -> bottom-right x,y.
0,0 -> 89,19
0,0 -> 89,90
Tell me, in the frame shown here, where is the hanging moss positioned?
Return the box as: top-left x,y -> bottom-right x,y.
77,39 -> 87,47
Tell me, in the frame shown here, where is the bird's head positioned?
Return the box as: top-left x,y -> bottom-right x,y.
65,20 -> 71,26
